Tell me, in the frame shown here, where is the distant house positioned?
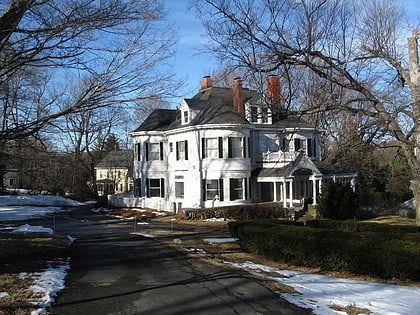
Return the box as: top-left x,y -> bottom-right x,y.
95,150 -> 134,196
0,153 -> 20,190
130,75 -> 356,212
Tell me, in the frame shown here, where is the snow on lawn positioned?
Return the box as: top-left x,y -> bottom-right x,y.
224,261 -> 420,315
0,194 -> 77,314
0,194 -> 85,221
25,259 -> 70,315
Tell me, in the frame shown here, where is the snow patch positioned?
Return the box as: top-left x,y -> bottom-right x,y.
28,259 -> 70,315
203,238 -> 238,244
11,224 -> 53,234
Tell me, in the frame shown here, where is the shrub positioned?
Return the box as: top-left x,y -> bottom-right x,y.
228,219 -> 420,280
316,183 -> 358,220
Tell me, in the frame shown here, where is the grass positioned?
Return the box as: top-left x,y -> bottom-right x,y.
0,232 -> 71,315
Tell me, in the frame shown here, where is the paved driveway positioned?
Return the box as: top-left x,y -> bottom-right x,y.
50,207 -> 310,315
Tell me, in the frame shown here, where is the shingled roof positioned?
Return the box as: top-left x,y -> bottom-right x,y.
132,85 -> 315,132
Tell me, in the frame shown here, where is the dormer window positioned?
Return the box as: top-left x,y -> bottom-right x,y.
183,110 -> 189,123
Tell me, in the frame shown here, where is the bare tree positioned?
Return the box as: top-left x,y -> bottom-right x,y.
193,0 -> 420,224
0,0 -> 180,144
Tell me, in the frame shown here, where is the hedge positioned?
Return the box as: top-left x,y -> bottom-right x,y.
228,219 -> 420,280
181,203 -> 291,220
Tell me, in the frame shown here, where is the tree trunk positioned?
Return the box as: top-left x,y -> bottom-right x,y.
410,179 -> 420,226
408,30 -> 420,226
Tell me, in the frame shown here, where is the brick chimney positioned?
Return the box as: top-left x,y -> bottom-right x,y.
232,77 -> 244,116
267,75 -> 281,104
200,75 -> 213,90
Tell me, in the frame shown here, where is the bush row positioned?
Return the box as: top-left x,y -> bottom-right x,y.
181,203 -> 291,220
228,219 -> 420,280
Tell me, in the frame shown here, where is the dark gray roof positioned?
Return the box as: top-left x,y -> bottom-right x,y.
133,109 -> 177,132
96,150 -> 133,169
132,86 -> 316,132
313,160 -> 356,176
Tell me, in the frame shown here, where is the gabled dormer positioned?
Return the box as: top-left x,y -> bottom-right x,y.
245,75 -> 283,125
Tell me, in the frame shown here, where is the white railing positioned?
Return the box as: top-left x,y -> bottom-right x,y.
261,150 -> 300,163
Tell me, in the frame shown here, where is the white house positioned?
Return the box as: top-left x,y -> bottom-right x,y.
130,75 -> 356,212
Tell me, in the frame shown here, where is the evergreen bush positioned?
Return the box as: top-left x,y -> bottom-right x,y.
316,182 -> 358,220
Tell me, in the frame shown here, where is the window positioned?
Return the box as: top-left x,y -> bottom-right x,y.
202,179 -> 224,201
147,178 -> 165,197
176,140 -> 188,160
174,175 -> 185,199
294,138 -> 304,152
146,142 -> 163,160
202,137 -> 223,158
230,178 -> 244,200
250,106 -> 258,123
183,111 -> 189,123
261,107 -> 268,123
228,137 -> 241,158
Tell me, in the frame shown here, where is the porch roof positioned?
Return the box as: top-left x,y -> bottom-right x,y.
253,157 -> 356,181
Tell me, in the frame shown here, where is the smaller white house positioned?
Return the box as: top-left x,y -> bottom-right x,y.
95,150 -> 133,196
130,76 -> 356,211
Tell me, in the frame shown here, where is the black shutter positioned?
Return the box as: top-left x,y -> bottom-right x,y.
307,138 -> 313,157
134,178 -> 141,197
160,142 -> 164,160
176,142 -> 179,160
146,178 -> 150,197
218,137 -> 223,158
201,138 -> 206,159
202,179 -> 206,201
145,143 -> 149,161
244,178 -> 248,200
136,143 -> 141,161
160,178 -> 165,198
185,140 -> 188,160
219,178 -> 224,201
248,137 -> 251,157
242,137 -> 246,158
228,138 -> 232,158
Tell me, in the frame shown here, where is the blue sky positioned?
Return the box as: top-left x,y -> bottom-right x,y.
167,0 -> 420,107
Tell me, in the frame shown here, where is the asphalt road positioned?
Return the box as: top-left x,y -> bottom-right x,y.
48,206 -> 310,315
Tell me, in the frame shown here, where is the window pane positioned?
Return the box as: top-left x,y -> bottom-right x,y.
149,178 -> 161,197
149,143 -> 160,160
177,141 -> 185,160
230,178 -> 243,200
206,138 -> 218,158
175,182 -> 184,199
229,137 -> 242,158
206,179 -> 219,200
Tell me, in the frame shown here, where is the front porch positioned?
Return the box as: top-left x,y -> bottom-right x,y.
258,175 -> 322,207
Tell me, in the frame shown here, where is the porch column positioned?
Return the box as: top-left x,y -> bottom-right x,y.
312,178 -> 317,205
289,180 -> 294,208
273,181 -> 277,201
283,181 -> 287,208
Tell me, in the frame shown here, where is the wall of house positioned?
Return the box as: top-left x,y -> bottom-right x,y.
133,127 -> 253,211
